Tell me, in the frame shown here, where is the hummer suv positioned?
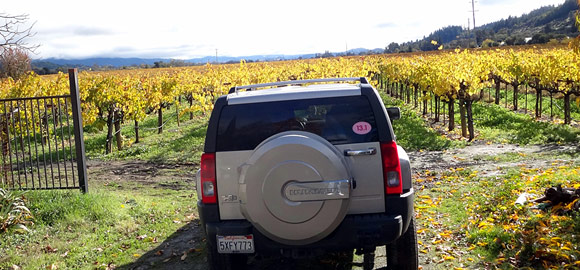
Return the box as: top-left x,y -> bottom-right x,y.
197,77 -> 417,270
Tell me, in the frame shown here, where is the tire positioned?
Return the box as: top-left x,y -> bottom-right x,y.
386,218 -> 418,270
207,243 -> 247,270
363,251 -> 375,270
328,250 -> 354,270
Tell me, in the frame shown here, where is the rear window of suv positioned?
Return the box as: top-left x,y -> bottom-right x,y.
216,96 -> 379,151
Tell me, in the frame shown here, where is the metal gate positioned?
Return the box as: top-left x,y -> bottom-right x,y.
0,69 -> 87,192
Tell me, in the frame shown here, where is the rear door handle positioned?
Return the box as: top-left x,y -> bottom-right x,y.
344,147 -> 376,156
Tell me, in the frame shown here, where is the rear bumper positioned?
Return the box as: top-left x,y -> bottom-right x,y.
198,188 -> 414,256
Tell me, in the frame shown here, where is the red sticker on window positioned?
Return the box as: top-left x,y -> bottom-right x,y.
352,121 -> 372,135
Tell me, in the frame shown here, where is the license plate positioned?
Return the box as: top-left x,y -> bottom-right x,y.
217,235 -> 255,254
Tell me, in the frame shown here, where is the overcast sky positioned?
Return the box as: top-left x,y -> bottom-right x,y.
2,0 -> 567,59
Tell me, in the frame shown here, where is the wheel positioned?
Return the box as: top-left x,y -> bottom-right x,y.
386,218 -> 419,270
363,251 -> 375,270
207,242 -> 247,270
325,250 -> 354,270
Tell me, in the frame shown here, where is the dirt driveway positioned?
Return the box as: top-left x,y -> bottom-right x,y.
88,142 -> 580,270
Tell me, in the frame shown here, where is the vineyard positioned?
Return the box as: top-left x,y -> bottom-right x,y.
1,45 -> 580,269
0,44 -> 579,152
378,44 -> 580,141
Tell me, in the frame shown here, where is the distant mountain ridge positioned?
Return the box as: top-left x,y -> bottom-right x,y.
31,48 -> 381,72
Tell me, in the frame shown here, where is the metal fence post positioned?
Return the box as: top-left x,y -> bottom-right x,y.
68,68 -> 88,193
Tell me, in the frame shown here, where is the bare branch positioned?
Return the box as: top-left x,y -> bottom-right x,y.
0,13 -> 39,54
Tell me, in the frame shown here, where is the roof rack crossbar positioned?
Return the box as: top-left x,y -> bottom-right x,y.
228,77 -> 369,94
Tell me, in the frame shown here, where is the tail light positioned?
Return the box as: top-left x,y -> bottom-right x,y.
380,141 -> 402,194
200,153 -> 217,204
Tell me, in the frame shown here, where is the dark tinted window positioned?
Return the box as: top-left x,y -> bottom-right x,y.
216,96 -> 379,151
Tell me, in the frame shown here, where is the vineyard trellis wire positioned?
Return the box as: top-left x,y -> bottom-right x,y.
376,47 -> 580,141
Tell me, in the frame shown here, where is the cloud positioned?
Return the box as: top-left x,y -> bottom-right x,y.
88,44 -> 211,59
376,22 -> 397,28
72,26 -> 114,36
36,26 -> 115,38
479,0 -> 506,6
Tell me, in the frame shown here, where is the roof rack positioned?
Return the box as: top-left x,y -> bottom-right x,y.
228,77 -> 369,94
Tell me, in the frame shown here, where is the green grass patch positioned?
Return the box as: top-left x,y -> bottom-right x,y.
485,86 -> 580,123
382,94 -> 465,151
379,89 -> 580,146
84,109 -> 208,163
0,184 -> 198,269
473,103 -> 580,145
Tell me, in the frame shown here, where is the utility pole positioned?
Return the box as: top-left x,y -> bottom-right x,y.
468,18 -> 470,31
468,0 -> 479,47
470,0 -> 477,29
215,49 -> 218,64
467,18 -> 471,48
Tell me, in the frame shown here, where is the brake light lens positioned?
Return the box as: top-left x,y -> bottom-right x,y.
200,153 -> 217,204
380,141 -> 402,194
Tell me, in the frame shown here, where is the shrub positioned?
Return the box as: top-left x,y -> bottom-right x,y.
0,188 -> 33,233
0,47 -> 31,79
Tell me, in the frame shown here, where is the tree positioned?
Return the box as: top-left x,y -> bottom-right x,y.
0,13 -> 37,78
0,47 -> 30,78
481,39 -> 498,48
1,13 -> 37,52
385,42 -> 400,53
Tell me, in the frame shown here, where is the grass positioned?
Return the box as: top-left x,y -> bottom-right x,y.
380,91 -> 580,147
485,85 -> 580,123
0,182 -> 198,269
414,164 -> 580,269
473,102 -> 580,145
84,109 -> 208,163
473,148 -> 580,163
2,90 -> 579,269
1,108 -> 204,269
381,94 -> 466,151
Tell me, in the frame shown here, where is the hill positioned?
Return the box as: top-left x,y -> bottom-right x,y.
385,0 -> 579,53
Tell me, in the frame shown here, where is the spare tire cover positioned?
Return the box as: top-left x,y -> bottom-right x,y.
239,131 -> 352,245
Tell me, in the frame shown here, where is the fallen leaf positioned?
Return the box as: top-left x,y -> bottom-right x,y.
155,250 -> 164,256
43,245 -> 58,253
181,252 -> 187,261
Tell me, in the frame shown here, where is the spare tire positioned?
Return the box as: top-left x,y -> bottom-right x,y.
239,131 -> 352,245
